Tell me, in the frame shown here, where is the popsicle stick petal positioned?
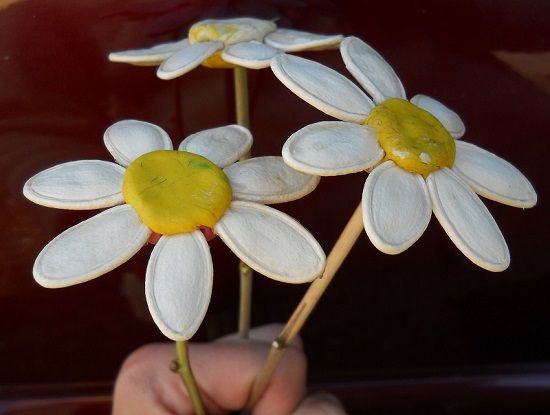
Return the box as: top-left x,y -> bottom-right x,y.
410,94 -> 466,138
271,54 -> 373,123
427,168 -> 509,272
33,205 -> 151,288
264,29 -> 343,52
104,119 -> 173,167
283,121 -> 384,176
214,201 -> 325,283
222,41 -> 279,69
145,232 -> 213,341
224,156 -> 320,204
453,140 -> 537,208
108,39 -> 189,65
23,160 -> 125,210
157,41 -> 222,80
178,125 -> 252,168
340,36 -> 406,103
362,161 -> 431,254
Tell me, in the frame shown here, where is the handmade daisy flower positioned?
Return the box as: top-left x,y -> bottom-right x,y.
108,17 -> 343,79
271,36 -> 537,272
23,121 -> 325,340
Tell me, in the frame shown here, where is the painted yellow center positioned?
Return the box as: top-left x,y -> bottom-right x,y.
188,23 -> 237,68
365,98 -> 455,177
188,18 -> 275,69
123,150 -> 232,235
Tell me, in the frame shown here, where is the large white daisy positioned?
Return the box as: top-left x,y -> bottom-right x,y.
109,17 -> 343,79
271,36 -> 537,272
23,121 -> 325,340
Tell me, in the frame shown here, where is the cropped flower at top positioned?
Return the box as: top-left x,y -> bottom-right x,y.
271,36 -> 537,272
23,121 -> 325,340
109,17 -> 343,79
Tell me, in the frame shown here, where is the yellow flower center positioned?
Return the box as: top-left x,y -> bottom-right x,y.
365,98 -> 455,177
188,18 -> 276,68
123,150 -> 232,235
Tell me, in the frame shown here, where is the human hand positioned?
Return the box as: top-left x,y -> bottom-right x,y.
112,323 -> 346,415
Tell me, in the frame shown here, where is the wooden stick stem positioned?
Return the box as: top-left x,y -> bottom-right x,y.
244,202 -> 364,409
233,65 -> 253,338
175,340 -> 205,415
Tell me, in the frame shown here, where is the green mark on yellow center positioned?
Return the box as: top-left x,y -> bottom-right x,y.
123,150 -> 232,235
365,98 -> 455,177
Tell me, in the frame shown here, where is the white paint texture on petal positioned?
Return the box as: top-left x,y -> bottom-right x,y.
214,201 -> 325,283
33,205 -> 151,288
108,39 -> 189,65
453,140 -> 537,208
283,121 -> 384,176
362,161 -> 432,254
178,124 -> 252,168
104,119 -> 172,167
340,36 -> 406,103
410,94 -> 466,138
271,54 -> 373,123
157,41 -> 222,80
23,160 -> 125,209
224,156 -> 320,204
264,29 -> 343,52
145,232 -> 213,341
222,41 -> 279,69
427,168 -> 510,272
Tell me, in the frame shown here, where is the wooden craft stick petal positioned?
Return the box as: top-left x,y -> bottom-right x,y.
264,29 -> 343,52
271,54 -> 373,123
157,41 -> 222,80
145,232 -> 213,341
453,140 -> 537,208
108,39 -> 189,65
104,119 -> 173,167
178,124 -> 252,168
340,36 -> 406,104
23,160 -> 125,209
362,161 -> 432,254
33,205 -> 151,288
222,41 -> 279,69
410,94 -> 466,138
224,156 -> 320,204
283,121 -> 384,176
214,201 -> 325,283
427,168 -> 510,272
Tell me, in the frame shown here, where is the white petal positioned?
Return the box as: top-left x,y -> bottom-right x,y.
282,121 -> 384,176
224,156 -> 320,204
108,39 -> 189,66
23,160 -> 124,209
362,161 -> 431,254
33,205 -> 151,288
453,140 -> 537,208
340,36 -> 406,103
410,94 -> 466,138
104,119 -> 173,167
214,201 -> 325,283
157,41 -> 223,80
222,41 -> 279,69
427,168 -> 509,272
264,29 -> 343,52
145,232 -> 213,341
271,54 -> 373,123
178,124 -> 252,168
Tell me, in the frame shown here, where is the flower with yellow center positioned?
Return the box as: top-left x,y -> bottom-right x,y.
23,120 -> 324,340
271,36 -> 537,272
108,17 -> 343,79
